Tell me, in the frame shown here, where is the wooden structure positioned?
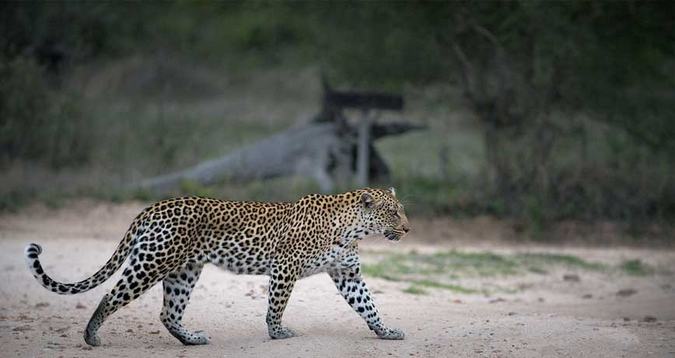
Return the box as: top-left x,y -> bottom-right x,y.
139,79 -> 423,194
316,80 -> 405,187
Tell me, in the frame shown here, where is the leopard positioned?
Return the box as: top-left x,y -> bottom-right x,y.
24,187 -> 410,346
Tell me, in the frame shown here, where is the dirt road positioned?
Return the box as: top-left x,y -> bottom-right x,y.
1,201 -> 674,357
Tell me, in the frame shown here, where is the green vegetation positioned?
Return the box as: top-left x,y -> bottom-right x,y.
402,285 -> 427,295
361,254 -> 416,281
361,250 -> 648,295
0,57 -> 90,168
620,259 -> 654,276
412,280 -> 479,295
515,253 -> 605,272
401,280 -> 479,295
363,250 -> 606,282
1,2 -> 673,235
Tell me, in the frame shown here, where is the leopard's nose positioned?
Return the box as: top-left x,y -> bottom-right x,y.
401,224 -> 410,234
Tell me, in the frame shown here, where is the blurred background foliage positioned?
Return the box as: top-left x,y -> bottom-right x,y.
0,1 -> 673,235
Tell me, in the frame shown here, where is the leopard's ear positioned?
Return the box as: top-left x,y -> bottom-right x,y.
361,193 -> 375,208
388,187 -> 396,197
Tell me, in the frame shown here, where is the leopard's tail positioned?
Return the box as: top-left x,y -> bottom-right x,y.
24,220 -> 142,295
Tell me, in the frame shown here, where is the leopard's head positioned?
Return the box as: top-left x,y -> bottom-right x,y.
356,187 -> 410,241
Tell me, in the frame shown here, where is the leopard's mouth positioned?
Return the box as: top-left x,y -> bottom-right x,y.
384,229 -> 404,242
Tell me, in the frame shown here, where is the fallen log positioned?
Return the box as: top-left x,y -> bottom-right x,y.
138,120 -> 424,194
139,122 -> 346,194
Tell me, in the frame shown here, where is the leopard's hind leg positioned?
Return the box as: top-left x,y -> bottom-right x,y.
160,263 -> 209,345
84,257 -> 169,346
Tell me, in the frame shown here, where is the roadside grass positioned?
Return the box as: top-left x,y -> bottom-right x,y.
362,250 -> 654,295
413,279 -> 480,294
402,285 -> 428,295
514,253 -> 606,274
362,250 -> 606,280
619,259 -> 654,276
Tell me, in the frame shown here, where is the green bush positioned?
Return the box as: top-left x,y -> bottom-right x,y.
0,57 -> 90,168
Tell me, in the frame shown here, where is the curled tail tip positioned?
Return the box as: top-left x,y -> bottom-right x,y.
25,243 -> 43,257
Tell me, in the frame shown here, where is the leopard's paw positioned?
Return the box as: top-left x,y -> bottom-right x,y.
375,327 -> 405,340
269,326 -> 296,340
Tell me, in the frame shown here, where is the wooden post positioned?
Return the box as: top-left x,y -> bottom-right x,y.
356,111 -> 371,187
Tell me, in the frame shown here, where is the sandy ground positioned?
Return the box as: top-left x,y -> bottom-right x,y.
1,200 -> 674,357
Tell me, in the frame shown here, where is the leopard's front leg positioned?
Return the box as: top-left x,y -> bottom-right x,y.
266,261 -> 300,339
328,262 -> 405,340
